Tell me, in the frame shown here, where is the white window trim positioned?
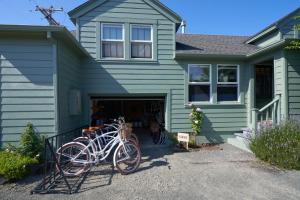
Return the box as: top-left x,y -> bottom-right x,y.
130,24 -> 153,60
100,23 -> 125,59
188,64 -> 212,104
217,64 -> 240,104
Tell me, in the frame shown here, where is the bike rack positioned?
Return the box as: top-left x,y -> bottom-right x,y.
31,126 -> 88,194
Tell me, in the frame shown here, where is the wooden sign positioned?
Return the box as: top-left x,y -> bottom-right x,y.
177,133 -> 189,149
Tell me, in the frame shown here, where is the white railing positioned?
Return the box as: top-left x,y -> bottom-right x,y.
251,94 -> 281,133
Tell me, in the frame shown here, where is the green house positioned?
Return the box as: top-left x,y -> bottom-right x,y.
0,0 -> 300,148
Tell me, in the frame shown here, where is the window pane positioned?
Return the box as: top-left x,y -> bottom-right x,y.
103,24 -> 123,40
218,66 -> 237,82
131,43 -> 152,58
189,85 -> 210,102
189,65 -> 210,82
102,42 -> 124,58
217,85 -> 238,101
131,26 -> 151,41
132,28 -> 138,40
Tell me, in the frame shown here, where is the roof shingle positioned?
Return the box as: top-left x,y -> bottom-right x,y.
176,34 -> 258,56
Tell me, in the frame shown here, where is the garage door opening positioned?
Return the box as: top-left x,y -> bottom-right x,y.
90,96 -> 166,146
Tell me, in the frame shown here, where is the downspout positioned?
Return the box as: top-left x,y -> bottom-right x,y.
47,31 -> 59,135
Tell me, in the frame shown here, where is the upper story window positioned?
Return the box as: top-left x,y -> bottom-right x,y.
101,23 -> 124,59
130,25 -> 153,59
188,64 -> 211,102
217,65 -> 239,102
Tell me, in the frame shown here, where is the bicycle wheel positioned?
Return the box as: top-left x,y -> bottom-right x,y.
152,131 -> 160,144
159,130 -> 167,145
56,142 -> 91,177
113,142 -> 141,175
130,133 -> 140,147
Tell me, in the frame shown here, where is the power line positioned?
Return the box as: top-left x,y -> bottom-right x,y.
35,5 -> 63,26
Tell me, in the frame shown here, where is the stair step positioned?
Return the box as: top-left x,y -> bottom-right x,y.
241,127 -> 252,132
227,138 -> 252,153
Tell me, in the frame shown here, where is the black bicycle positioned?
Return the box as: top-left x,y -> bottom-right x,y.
152,123 -> 167,145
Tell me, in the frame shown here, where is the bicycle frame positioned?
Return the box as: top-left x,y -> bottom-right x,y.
71,128 -> 131,166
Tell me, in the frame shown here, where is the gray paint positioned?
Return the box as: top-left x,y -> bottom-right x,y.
56,40 -> 86,133
252,31 -> 282,48
279,9 -> 300,39
286,51 -> 300,119
78,0 -> 183,134
0,38 -> 56,147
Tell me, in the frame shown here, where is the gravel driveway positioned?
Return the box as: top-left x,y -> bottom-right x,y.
1,143 -> 300,200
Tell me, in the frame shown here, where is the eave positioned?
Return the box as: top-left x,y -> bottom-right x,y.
68,0 -> 182,27
0,24 -> 90,58
175,39 -> 291,60
246,25 -> 278,44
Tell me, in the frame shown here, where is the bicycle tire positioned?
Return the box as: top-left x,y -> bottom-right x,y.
56,142 -> 91,177
113,142 -> 141,175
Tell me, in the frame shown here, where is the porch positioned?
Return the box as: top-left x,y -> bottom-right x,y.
228,54 -> 287,151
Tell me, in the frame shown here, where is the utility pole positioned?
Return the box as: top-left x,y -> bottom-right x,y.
35,6 -> 63,26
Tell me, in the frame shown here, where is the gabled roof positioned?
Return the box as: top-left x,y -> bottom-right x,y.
176,34 -> 258,57
246,7 -> 300,44
68,0 -> 182,25
0,24 -> 90,57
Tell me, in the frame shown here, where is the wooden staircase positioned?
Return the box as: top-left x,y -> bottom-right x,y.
227,94 -> 281,153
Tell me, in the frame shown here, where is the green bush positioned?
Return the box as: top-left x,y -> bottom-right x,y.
189,106 -> 204,136
250,120 -> 300,170
0,151 -> 38,181
169,133 -> 178,145
19,123 -> 44,159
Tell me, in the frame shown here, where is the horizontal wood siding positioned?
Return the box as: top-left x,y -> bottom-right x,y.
178,61 -> 248,142
0,39 -> 55,147
57,41 -> 86,133
286,51 -> 300,119
77,0 -> 247,141
79,0 -> 182,133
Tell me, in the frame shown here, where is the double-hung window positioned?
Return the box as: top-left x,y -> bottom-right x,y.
188,64 -> 211,102
101,23 -> 124,59
217,65 -> 239,102
130,25 -> 153,59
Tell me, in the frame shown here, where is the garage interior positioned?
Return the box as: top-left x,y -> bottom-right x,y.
90,96 -> 166,146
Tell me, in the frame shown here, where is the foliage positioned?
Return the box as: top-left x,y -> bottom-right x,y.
169,133 -> 178,145
189,105 -> 204,136
250,121 -> 300,170
0,151 -> 38,181
19,123 -> 45,159
285,40 -> 300,50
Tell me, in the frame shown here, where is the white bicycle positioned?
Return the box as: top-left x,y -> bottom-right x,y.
56,122 -> 141,176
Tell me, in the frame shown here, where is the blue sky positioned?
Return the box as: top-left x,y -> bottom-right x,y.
0,0 -> 299,36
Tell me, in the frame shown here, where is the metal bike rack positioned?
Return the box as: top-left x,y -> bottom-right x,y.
31,126 -> 88,194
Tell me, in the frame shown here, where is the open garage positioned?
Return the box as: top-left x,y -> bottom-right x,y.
90,96 -> 167,145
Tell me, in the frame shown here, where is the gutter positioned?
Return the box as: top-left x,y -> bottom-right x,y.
175,53 -> 246,60
246,39 -> 288,58
246,25 -> 277,44
0,24 -> 90,58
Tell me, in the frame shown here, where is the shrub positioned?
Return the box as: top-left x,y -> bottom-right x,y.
189,105 -> 203,136
169,133 -> 178,145
0,151 -> 38,181
250,120 -> 300,170
19,123 -> 44,159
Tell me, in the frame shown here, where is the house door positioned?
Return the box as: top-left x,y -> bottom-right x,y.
255,64 -> 274,109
